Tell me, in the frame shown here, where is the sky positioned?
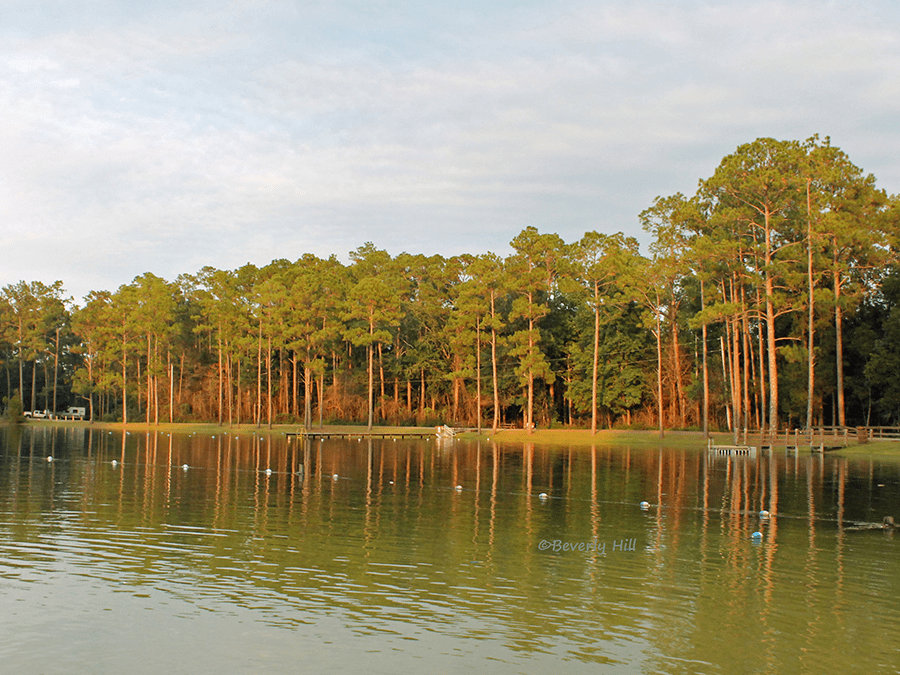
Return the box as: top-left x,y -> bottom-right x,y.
2,0 -> 899,303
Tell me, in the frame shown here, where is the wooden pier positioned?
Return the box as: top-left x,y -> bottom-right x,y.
719,426 -> 900,451
707,439 -> 757,457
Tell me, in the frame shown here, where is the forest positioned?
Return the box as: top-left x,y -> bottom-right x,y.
3,136 -> 900,433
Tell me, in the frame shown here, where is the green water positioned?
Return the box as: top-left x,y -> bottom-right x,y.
1,426 -> 898,674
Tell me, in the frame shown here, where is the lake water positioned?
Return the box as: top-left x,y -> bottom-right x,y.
1,425 -> 899,674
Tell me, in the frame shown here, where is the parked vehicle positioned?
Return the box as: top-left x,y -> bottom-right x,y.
21,407 -> 86,420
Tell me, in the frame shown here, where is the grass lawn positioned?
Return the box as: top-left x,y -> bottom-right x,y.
8,420 -> 900,458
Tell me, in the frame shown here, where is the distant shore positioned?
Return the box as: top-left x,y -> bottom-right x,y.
7,419 -> 899,456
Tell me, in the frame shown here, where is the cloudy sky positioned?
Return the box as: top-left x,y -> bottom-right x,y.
2,0 -> 898,302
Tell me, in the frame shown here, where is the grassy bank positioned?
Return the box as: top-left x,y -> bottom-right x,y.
828,440 -> 900,460
469,428 -> 900,456
14,420 -> 434,438
10,420 -> 900,457
461,428 -> 725,449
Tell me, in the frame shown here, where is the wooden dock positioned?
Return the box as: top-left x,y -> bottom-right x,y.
751,426 -> 900,449
711,426 -> 900,451
707,439 -> 757,457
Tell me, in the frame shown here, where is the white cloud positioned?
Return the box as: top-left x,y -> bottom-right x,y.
1,0 -> 899,302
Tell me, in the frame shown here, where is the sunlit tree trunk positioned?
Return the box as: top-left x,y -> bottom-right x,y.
834,244 -> 846,427
318,370 -> 324,428
367,340 -> 374,431
304,346 -> 312,429
267,335 -> 273,429
700,282 -> 709,437
720,336 -> 731,431
169,354 -> 174,424
591,280 -> 600,435
256,322 -> 262,427
806,179 -> 816,429
476,315 -> 482,433
490,295 -> 500,432
654,298 -> 664,438
217,333 -> 223,426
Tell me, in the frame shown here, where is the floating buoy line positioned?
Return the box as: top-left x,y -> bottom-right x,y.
14,451 -> 892,524
7,446 -> 895,533
11,452 -> 306,479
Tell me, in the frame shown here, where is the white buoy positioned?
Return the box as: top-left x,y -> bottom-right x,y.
46,456 -> 53,462
389,480 -> 394,485
752,531 -> 763,540
759,510 -> 770,518
455,485 -> 463,491
111,460 -> 118,467
182,464 -> 189,471
265,468 -> 272,475
640,501 -> 650,510
539,492 -> 548,500
332,473 -> 339,481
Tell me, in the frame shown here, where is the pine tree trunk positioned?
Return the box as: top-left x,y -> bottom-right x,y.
153,338 -> 160,425
226,350 -> 233,425
169,354 -> 174,424
292,354 -> 299,418
367,338 -> 374,432
419,367 -> 425,417
53,327 -> 59,414
756,289 -> 767,431
740,288 -> 751,444
672,309 -> 685,427
121,346 -> 128,426
256,323 -> 262,427
591,282 -> 600,435
527,306 -> 535,434
378,342 -> 385,421
491,294 -> 500,432
304,348 -> 312,429
806,180 -> 816,429
700,282 -> 709,437
318,370 -> 324,428
765,207 -> 779,432
267,335 -> 273,429
146,335 -> 152,425
476,315 -> 482,433
834,262 -> 846,427
217,334 -> 223,426
720,335 -> 731,431
655,301 -> 664,438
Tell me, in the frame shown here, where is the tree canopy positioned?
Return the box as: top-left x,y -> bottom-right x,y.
2,136 -> 898,431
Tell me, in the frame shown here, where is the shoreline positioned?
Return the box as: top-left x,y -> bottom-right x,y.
5,420 -> 899,456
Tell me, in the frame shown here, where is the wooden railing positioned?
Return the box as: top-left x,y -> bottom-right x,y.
748,426 -> 900,447
860,426 -> 900,441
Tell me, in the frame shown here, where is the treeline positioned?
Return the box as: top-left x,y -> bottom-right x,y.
2,136 -> 899,432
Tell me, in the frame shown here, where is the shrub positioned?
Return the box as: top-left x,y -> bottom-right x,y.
4,393 -> 24,424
